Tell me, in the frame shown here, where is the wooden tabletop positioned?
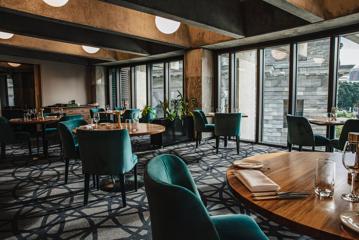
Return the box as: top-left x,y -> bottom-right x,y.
226,152 -> 359,240
206,112 -> 249,118
309,117 -> 347,126
9,117 -> 60,125
99,110 -> 125,115
76,123 -> 165,136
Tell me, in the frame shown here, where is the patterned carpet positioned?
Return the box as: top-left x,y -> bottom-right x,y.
0,138 -> 315,240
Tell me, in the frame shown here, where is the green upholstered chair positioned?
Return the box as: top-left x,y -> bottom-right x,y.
77,129 -> 138,206
122,109 -> 141,121
0,116 -> 32,159
214,113 -> 241,154
330,119 -> 359,151
58,119 -> 88,184
61,114 -> 84,121
287,114 -> 329,151
144,154 -> 268,240
192,110 -> 215,148
90,107 -> 110,123
140,110 -> 157,123
114,106 -> 126,111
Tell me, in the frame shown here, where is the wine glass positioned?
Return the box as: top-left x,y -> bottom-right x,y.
93,112 -> 100,127
342,140 -> 359,202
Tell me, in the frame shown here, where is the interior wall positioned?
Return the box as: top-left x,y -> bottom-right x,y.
40,61 -> 88,106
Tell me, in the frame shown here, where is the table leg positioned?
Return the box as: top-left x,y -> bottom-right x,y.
326,125 -> 334,152
150,133 -> 163,147
42,124 -> 48,158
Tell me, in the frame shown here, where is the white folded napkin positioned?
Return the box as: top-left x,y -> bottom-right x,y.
234,170 -> 280,192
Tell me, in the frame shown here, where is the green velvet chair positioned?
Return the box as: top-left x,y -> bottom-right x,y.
90,107 -> 110,123
114,106 -> 126,111
77,129 -> 138,206
122,109 -> 141,121
140,109 -> 157,123
0,116 -> 32,159
192,110 -> 215,148
58,119 -> 88,184
329,119 -> 359,151
214,113 -> 241,154
144,154 -> 268,240
287,114 -> 330,151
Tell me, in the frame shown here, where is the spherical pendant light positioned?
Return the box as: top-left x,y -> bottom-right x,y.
0,31 -> 14,40
8,62 -> 21,67
155,16 -> 181,34
43,0 -> 69,7
82,45 -> 100,54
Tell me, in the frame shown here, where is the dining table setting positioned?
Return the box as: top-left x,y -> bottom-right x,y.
226,133 -> 359,240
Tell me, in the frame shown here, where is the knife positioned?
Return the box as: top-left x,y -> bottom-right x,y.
252,191 -> 310,197
253,195 -> 309,201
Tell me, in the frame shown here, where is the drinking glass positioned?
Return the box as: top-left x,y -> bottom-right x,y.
314,158 -> 335,198
342,140 -> 359,202
93,112 -> 100,126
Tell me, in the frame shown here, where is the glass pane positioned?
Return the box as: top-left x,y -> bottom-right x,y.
135,65 -> 147,110
235,50 -> 257,141
169,60 -> 183,108
218,53 -> 230,112
262,45 -> 290,145
296,38 -> 330,137
151,63 -> 164,117
108,68 -> 117,108
119,67 -> 131,108
336,33 -> 359,137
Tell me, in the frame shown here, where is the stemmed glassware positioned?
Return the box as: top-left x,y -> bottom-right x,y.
93,112 -> 100,127
342,133 -> 359,202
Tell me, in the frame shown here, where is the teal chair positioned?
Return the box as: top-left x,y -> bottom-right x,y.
145,154 -> 268,240
90,107 -> 110,123
287,114 -> 329,151
114,106 -> 126,111
77,129 -> 138,206
214,113 -> 241,154
122,109 -> 141,121
140,109 -> 157,123
329,119 -> 359,151
58,119 -> 88,184
0,117 -> 32,159
192,110 -> 215,148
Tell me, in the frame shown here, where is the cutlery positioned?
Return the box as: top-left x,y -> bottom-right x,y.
253,195 -> 309,201
252,191 -> 310,197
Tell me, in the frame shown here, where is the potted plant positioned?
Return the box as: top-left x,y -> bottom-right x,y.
141,105 -> 156,123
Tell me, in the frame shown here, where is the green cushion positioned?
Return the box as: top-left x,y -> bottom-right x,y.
204,124 -> 215,132
214,113 -> 241,137
211,215 -> 268,240
314,134 -> 330,146
329,139 -> 340,149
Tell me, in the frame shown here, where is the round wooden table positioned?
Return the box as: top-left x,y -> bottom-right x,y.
10,117 -> 61,157
76,122 -> 165,136
308,117 -> 347,126
226,152 -> 359,240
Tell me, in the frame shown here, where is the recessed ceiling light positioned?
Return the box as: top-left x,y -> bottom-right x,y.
82,45 -> 100,54
43,0 -> 69,7
0,31 -> 14,40
155,16 -> 181,34
8,62 -> 21,67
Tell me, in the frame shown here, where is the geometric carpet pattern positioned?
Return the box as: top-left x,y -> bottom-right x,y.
0,138 -> 315,240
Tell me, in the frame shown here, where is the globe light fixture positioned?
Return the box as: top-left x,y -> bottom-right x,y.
82,45 -> 100,54
8,62 -> 21,67
155,16 -> 181,34
0,31 -> 14,40
43,0 -> 69,7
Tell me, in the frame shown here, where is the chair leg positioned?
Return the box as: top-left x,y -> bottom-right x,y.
216,137 -> 219,154
134,164 -> 138,192
1,143 -> 6,160
312,145 -> 315,151
299,146 -> 302,152
224,137 -> 228,148
84,174 -> 90,205
236,136 -> 240,155
199,132 -> 202,144
288,143 -> 292,152
119,174 -> 126,207
195,132 -> 199,148
28,140 -> 32,157
96,175 -> 100,190
64,158 -> 69,184
92,174 -> 96,188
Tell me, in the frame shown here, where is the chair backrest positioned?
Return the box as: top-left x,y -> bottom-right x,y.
192,110 -> 208,132
122,109 -> 140,120
0,117 -> 15,143
77,129 -> 134,175
214,113 -> 241,137
286,114 -> 315,146
114,106 -> 126,111
140,109 -> 157,123
338,119 -> 359,150
144,154 -> 220,240
58,119 -> 87,159
60,114 -> 84,121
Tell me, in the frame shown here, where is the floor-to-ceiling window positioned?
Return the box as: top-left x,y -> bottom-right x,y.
134,65 -> 147,110
119,67 -> 131,108
261,45 -> 290,145
168,60 -> 183,108
108,67 -> 118,108
235,50 -> 257,141
151,63 -> 165,117
218,53 -> 230,112
296,38 -> 330,137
